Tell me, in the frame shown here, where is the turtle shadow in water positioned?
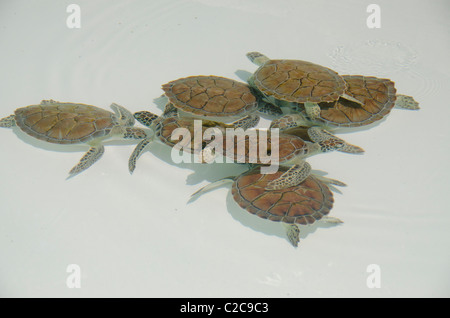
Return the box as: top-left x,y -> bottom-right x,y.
187,170 -> 344,247
223,190 -> 343,247
153,94 -> 168,111
138,95 -> 255,184
310,169 -> 346,195
8,126 -> 87,153
234,69 -> 252,83
138,140 -> 249,185
10,126 -> 141,153
1,125 -> 149,180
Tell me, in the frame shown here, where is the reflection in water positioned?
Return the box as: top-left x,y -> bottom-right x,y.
328,40 -> 417,75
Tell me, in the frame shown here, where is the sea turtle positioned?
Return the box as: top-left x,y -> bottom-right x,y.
128,106 -> 239,173
270,75 -> 419,130
246,51 -> 364,120
161,75 -> 283,128
192,166 -> 344,246
201,125 -> 363,190
0,100 -> 149,177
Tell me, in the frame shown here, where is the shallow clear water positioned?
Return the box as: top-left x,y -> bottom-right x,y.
0,0 -> 449,297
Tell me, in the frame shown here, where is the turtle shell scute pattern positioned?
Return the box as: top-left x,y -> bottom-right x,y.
231,168 -> 334,225
317,75 -> 397,127
253,59 -> 346,103
162,76 -> 258,117
14,103 -> 116,144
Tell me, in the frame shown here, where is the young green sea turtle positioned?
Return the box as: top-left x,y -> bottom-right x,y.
0,100 -> 149,177
161,75 -> 283,128
201,126 -> 363,190
246,52 -> 364,120
192,166 -> 344,247
270,75 -> 419,130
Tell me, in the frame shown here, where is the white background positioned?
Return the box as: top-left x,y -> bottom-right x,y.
0,0 -> 449,297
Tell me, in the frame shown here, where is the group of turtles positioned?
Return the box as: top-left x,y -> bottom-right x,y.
0,52 -> 419,247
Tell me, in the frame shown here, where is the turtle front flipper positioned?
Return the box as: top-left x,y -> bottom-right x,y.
134,111 -> 160,128
270,113 -> 308,130
231,114 -> 260,129
266,161 -> 312,190
0,114 -> 16,128
68,145 -> 105,178
395,95 -> 420,110
307,126 -> 364,154
128,136 -> 154,174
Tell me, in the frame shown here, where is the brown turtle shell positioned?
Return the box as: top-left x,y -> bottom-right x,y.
231,167 -> 334,225
14,103 -> 117,144
315,75 -> 397,127
216,130 -> 310,164
162,75 -> 258,117
252,59 -> 346,103
155,116 -> 230,153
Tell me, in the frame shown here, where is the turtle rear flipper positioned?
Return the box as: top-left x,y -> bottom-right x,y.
0,114 -> 16,128
283,223 -> 300,247
395,95 -> 419,110
320,216 -> 344,224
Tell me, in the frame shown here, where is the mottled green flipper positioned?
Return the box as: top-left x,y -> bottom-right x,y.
395,94 -> 420,110
129,137 -> 154,174
68,145 -> 105,178
0,114 -> 16,128
307,126 -> 364,154
284,223 -> 300,247
266,161 -> 312,190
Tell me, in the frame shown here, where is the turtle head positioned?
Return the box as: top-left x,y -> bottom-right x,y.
110,103 -> 135,126
246,52 -> 270,66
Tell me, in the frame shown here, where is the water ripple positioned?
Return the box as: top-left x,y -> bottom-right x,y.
328,40 -> 418,76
